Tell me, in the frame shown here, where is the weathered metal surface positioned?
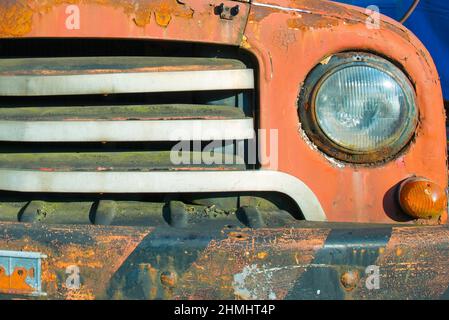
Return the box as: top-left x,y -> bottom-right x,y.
20,201 -> 94,225
0,102 -> 249,142
0,56 -> 247,75
0,198 -> 299,227
0,118 -> 254,142
0,171 -> 327,222
1,221 -> 449,300
0,0 -> 445,224
0,0 -> 249,45
0,69 -> 254,96
0,56 -> 254,96
0,0 -> 446,302
0,222 -> 150,299
243,0 -> 447,223
0,105 -> 246,121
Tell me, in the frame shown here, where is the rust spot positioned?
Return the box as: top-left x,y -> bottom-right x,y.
287,15 -> 339,31
154,10 -> 172,27
228,231 -> 249,241
0,0 -> 33,37
340,270 -> 360,292
133,5 -> 153,27
160,271 -> 177,287
135,0 -> 194,27
257,251 -> 268,260
240,34 -> 251,50
65,289 -> 95,300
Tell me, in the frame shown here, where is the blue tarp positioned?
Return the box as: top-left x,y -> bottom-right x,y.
334,0 -> 449,100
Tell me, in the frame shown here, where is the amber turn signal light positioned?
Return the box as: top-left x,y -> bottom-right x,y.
399,177 -> 447,219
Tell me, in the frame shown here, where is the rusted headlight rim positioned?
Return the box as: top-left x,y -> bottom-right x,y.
298,52 -> 419,164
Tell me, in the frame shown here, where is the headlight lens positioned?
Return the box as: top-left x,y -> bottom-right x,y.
299,53 -> 418,163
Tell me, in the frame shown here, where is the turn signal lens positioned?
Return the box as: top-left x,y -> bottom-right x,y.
399,177 -> 447,219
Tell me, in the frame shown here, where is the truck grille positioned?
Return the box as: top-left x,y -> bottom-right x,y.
0,39 -> 315,225
0,55 -> 255,172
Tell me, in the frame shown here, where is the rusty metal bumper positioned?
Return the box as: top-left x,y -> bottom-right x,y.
1,221 -> 449,300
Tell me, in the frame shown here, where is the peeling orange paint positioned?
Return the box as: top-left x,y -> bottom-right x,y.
0,0 -> 194,36
0,266 -> 35,294
287,15 -> 339,30
0,0 -> 248,45
244,0 -> 447,223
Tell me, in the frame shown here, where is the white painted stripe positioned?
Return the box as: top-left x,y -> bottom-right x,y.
0,170 -> 326,221
0,69 -> 254,96
0,119 -> 255,142
252,2 -> 312,14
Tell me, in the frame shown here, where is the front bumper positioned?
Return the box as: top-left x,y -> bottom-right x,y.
0,221 -> 448,300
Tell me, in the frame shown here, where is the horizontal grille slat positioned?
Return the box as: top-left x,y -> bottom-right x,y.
0,57 -> 254,96
0,104 -> 246,121
0,119 -> 254,142
0,57 -> 247,75
0,104 -> 253,142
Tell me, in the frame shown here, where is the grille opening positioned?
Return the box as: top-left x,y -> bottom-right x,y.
0,38 -> 257,62
0,90 -> 253,115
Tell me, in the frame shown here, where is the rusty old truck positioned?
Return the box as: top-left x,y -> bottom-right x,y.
0,0 -> 448,300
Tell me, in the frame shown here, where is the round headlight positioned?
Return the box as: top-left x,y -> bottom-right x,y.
299,52 -> 418,163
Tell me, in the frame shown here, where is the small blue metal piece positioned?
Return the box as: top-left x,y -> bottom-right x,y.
0,250 -> 47,296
